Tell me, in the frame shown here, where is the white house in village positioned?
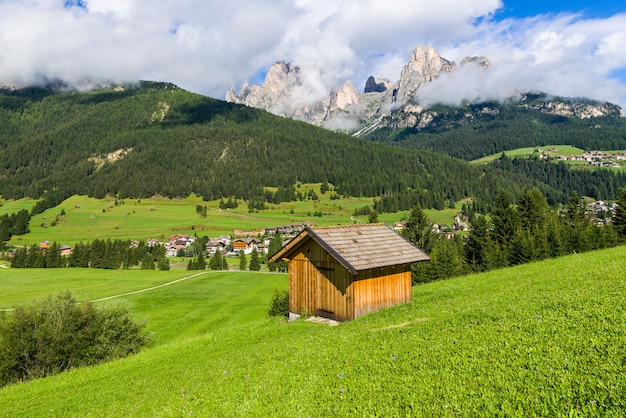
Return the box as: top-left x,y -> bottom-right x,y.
164,234 -> 196,257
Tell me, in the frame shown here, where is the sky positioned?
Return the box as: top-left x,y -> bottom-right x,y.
1,0 -> 625,108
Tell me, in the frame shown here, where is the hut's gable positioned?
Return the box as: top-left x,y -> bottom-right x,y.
269,224 -> 430,321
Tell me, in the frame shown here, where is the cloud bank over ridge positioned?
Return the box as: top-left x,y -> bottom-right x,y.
0,1 -> 625,107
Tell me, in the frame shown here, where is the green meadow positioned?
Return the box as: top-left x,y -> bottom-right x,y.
1,246 -> 625,416
0,198 -> 39,216
472,145 -> 626,173
7,187 -> 460,246
0,269 -> 286,346
472,145 -> 586,164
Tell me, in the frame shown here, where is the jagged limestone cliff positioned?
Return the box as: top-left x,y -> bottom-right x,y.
226,45 -> 623,134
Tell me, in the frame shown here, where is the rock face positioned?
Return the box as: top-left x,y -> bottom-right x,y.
227,45 -> 462,131
226,61 -> 302,111
226,45 -> 623,134
520,98 -> 625,119
393,45 -> 455,104
364,76 -> 391,93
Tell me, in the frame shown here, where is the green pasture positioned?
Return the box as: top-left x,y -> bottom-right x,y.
0,268 -> 287,346
125,271 -> 286,345
7,187 -> 462,246
472,145 -> 626,172
0,198 -> 39,216
0,268 -> 195,309
2,246 -> 625,416
472,145 -> 586,164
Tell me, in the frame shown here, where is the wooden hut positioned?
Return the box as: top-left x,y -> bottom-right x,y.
268,223 -> 430,321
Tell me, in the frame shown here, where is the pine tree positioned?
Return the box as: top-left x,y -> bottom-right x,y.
11,247 -> 27,268
45,242 -> 63,268
430,238 -> 460,280
209,250 -> 222,270
465,215 -> 489,272
613,186 -> 626,239
238,250 -> 247,270
249,248 -> 261,271
196,251 -> 207,270
401,204 -> 437,253
157,256 -> 170,271
140,253 -> 155,270
490,190 -> 518,249
267,234 -> 287,272
89,239 -> 106,268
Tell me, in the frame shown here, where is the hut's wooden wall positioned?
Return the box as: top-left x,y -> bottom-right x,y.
353,265 -> 412,319
287,240 -> 354,321
288,253 -> 317,317
287,239 -> 413,321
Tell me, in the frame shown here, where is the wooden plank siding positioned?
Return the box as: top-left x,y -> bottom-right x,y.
286,239 -> 354,321
353,265 -> 412,318
271,224 -> 429,321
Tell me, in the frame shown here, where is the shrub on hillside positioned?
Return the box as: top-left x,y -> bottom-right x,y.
0,291 -> 149,386
267,289 -> 289,318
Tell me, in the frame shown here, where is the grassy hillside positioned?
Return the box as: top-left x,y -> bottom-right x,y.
472,145 -> 586,164
0,269 -> 286,346
1,246 -> 624,416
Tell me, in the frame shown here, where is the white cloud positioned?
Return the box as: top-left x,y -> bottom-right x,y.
422,13 -> 626,107
0,0 -> 625,108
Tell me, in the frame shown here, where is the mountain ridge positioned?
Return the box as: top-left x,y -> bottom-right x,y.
226,45 -> 624,135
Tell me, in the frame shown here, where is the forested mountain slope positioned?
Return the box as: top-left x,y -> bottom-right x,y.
364,95 -> 626,161
0,83 -> 625,209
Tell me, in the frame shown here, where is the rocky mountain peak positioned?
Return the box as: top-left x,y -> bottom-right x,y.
331,80 -> 360,111
226,61 -> 302,112
461,56 -> 491,68
364,76 -> 391,93
393,45 -> 456,103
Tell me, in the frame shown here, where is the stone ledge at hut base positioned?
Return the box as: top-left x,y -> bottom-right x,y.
289,312 -> 340,326
306,316 -> 340,326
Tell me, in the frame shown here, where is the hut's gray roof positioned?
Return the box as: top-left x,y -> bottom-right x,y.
270,223 -> 430,275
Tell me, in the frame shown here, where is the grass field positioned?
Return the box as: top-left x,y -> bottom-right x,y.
472,145 -> 586,164
6,188 -> 461,246
472,145 -> 626,173
1,246 -> 625,416
0,269 -> 287,346
0,198 -> 39,216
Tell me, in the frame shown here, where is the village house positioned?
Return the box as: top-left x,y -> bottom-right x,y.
453,216 -> 470,231
59,245 -> 72,256
146,238 -> 160,247
164,234 -> 195,256
392,222 -> 406,231
233,237 -> 261,254
269,223 -> 430,321
205,238 -> 224,255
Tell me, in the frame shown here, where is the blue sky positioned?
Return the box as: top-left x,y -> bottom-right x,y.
497,0 -> 625,19
0,0 -> 625,108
